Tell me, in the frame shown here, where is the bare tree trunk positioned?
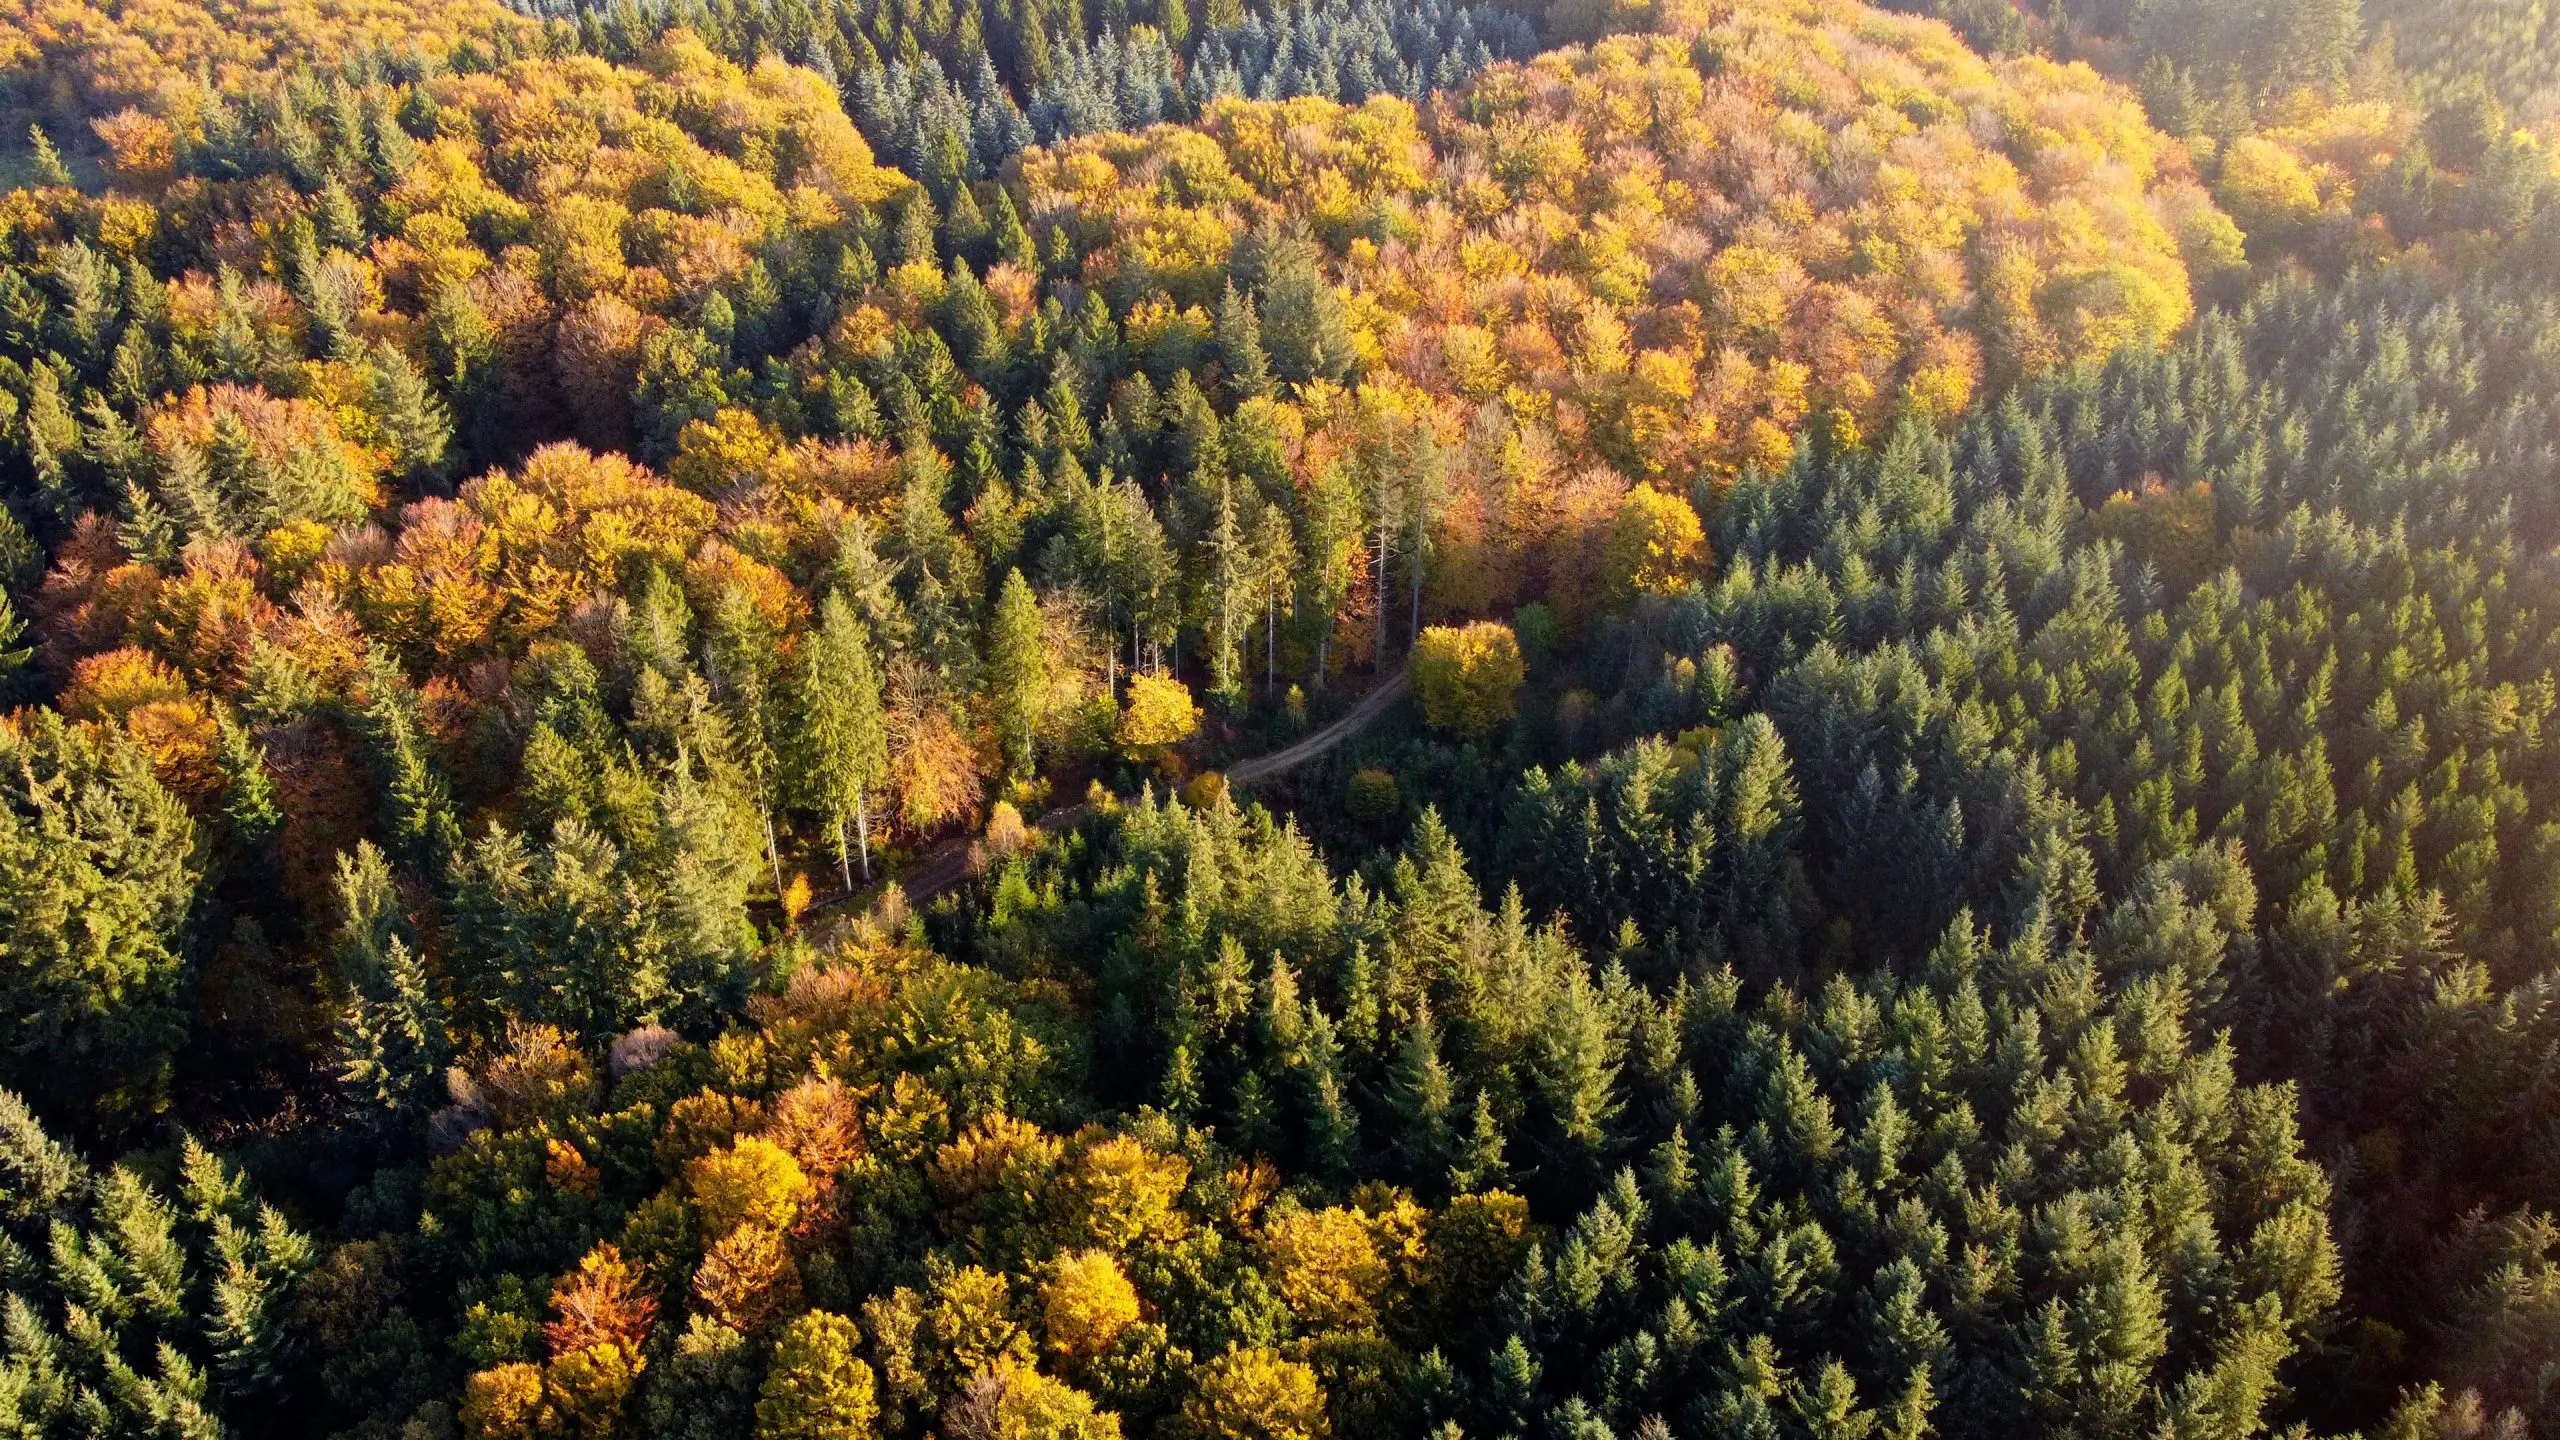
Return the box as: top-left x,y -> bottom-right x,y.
1375,516 -> 1391,668
855,792 -> 872,883
836,815 -> 855,892
761,804 -> 782,899
1411,503 -> 1427,644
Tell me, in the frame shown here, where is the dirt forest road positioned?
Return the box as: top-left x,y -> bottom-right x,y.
852,664 -> 1411,911
1225,665 -> 1410,788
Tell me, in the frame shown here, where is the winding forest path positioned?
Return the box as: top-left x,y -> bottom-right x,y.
1225,665 -> 1410,788
854,663 -> 1411,911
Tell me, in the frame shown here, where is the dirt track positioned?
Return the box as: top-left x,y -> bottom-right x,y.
823,664 -> 1412,914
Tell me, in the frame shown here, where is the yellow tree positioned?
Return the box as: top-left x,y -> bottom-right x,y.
1042,1250 -> 1142,1364
1599,485 -> 1705,603
1410,622 -> 1525,737
1116,674 -> 1201,762
1182,1347 -> 1329,1440
757,1310 -> 878,1440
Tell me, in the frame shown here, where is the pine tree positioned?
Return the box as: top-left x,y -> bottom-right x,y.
1201,478 -> 1252,702
1452,1088 -> 1508,1192
896,188 -> 939,269
0,714 -> 200,1121
706,588 -> 788,898
0,583 -> 28,686
0,1085 -> 85,1221
214,714 -> 281,847
181,1137 -> 313,1397
1217,281 -> 1272,400
794,592 -> 892,889
984,569 -> 1047,779
992,187 -> 1038,270
27,124 -> 70,187
332,841 -> 448,1120
367,341 -> 454,491
357,645 -> 463,875
1251,499 -> 1297,696
1390,997 -> 1457,1185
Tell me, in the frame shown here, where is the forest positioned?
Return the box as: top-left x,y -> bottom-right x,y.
1,0 -> 2558,1434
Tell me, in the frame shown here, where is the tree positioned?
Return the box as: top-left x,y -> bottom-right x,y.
1201,480 -> 1253,703
0,583 -> 33,689
1116,674 -> 1201,761
27,124 -> 70,187
368,341 -> 455,490
1389,998 -> 1457,1184
705,587 -> 788,897
333,840 -> 448,1120
1410,622 -> 1525,737
1217,282 -> 1273,400
0,713 -> 201,1123
1250,499 -> 1297,697
1041,1250 -> 1140,1364
794,592 -> 892,888
691,1137 -> 814,1237
1600,485 -> 1706,603
1260,252 -> 1356,387
757,1310 -> 878,1440
985,569 -> 1048,779
1261,1205 -> 1388,1330
1182,1347 -> 1328,1440
357,645 -> 464,875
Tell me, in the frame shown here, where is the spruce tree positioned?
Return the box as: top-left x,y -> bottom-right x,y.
1201,478 -> 1251,703
1390,997 -> 1457,1185
331,841 -> 448,1120
706,587 -> 788,898
1216,281 -> 1273,400
794,592 -> 892,889
984,569 -> 1048,780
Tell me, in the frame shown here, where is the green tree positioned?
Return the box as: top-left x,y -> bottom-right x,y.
1217,282 -> 1273,401
332,841 -> 448,1121
1200,480 -> 1253,704
794,592 -> 892,889
0,713 -> 201,1123
984,569 -> 1047,779
705,587 -> 788,897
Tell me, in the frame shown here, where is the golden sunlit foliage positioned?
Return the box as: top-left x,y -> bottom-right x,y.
1115,673 -> 1203,756
0,0 -> 537,132
1023,0 -> 2204,492
1409,620 -> 1525,736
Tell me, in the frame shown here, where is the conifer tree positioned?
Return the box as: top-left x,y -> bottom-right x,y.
705,588 -> 788,897
331,842 -> 448,1120
0,714 -> 200,1122
984,569 -> 1047,779
27,125 -> 69,187
1201,478 -> 1252,702
0,1085 -> 84,1221
794,592 -> 892,889
1453,1089 -> 1508,1193
0,582 -> 27,687
991,187 -> 1037,272
1216,281 -> 1272,400
367,341 -> 454,491
356,645 -> 463,876
1391,997 -> 1457,1185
